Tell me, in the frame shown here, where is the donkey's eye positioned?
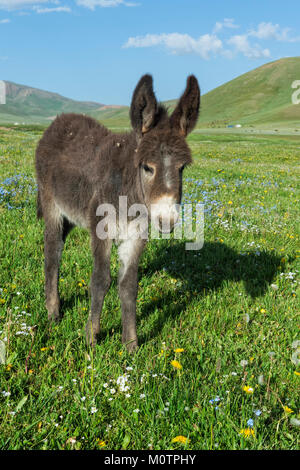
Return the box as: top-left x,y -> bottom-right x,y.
142,164 -> 154,175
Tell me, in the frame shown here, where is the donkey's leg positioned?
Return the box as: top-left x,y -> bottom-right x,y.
118,238 -> 146,352
86,236 -> 112,347
44,214 -> 73,322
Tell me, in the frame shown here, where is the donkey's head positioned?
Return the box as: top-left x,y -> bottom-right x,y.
130,74 -> 200,233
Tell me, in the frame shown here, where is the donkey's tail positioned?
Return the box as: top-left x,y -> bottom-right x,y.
37,189 -> 43,219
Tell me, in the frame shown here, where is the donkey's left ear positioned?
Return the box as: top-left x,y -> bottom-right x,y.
170,75 -> 200,137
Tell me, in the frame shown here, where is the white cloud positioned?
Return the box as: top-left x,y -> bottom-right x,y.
249,22 -> 300,43
227,34 -> 270,59
34,6 -> 71,13
213,18 -> 239,33
123,32 -> 223,59
76,0 -> 138,9
0,0 -> 49,9
0,0 -> 139,12
0,17 -> 10,22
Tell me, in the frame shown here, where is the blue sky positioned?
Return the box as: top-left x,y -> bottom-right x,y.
0,0 -> 299,105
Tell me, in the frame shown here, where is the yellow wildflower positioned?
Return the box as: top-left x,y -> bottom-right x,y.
174,348 -> 184,353
171,360 -> 182,370
283,406 -> 293,414
243,385 -> 254,394
97,440 -> 106,448
239,428 -> 255,438
172,435 -> 189,444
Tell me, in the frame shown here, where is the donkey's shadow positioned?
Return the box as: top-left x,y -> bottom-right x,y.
135,240 -> 281,343
60,239 -> 281,344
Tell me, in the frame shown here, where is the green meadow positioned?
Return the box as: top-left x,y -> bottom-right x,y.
0,126 -> 299,450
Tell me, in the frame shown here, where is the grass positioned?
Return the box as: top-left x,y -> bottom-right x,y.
0,126 -> 299,450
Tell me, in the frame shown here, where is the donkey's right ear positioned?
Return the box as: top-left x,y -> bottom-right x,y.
130,74 -> 158,136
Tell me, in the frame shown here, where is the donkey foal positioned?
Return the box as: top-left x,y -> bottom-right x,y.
35,74 -> 200,351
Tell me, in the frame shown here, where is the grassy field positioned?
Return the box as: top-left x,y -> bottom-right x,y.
0,126 -> 299,450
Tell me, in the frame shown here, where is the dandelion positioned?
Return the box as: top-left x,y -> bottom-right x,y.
170,360 -> 182,370
174,348 -> 184,353
97,440 -> 106,448
172,435 -> 189,444
258,375 -> 264,385
243,385 -> 254,394
283,406 -> 293,414
239,428 -> 255,438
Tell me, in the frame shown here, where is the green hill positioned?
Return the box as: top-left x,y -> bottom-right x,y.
0,80 -> 127,125
166,57 -> 300,128
1,57 -> 300,128
199,57 -> 300,128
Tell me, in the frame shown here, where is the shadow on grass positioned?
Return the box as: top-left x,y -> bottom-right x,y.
56,239 -> 281,345
136,240 -> 282,344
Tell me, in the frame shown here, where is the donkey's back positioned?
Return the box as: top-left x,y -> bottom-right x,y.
35,112 -> 114,227
36,112 -> 111,180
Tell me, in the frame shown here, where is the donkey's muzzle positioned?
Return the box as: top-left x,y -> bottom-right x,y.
151,197 -> 180,234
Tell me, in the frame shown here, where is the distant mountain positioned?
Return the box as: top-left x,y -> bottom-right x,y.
1,57 -> 300,128
0,80 -> 126,125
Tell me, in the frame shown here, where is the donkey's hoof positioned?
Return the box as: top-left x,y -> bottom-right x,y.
47,311 -> 62,323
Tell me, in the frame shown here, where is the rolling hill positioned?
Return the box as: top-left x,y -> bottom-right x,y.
0,80 -> 126,125
167,57 -> 300,128
1,57 -> 300,128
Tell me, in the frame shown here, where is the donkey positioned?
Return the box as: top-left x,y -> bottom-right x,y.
35,74 -> 200,351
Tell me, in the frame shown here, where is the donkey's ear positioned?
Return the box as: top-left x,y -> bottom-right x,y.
130,74 -> 158,135
170,75 -> 200,137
